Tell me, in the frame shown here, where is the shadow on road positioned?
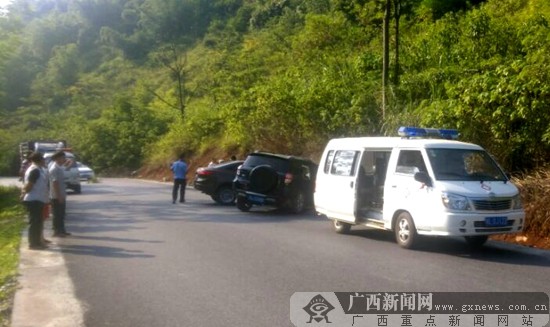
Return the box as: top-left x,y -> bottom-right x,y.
180,206 -> 321,224
59,244 -> 155,259
66,182 -> 549,266
70,234 -> 164,244
347,228 -> 550,267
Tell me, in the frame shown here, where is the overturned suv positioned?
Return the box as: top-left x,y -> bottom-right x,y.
233,152 -> 317,213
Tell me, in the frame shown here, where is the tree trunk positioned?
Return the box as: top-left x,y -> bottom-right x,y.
382,0 -> 391,120
394,0 -> 401,85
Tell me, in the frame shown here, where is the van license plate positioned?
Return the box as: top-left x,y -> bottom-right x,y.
485,216 -> 507,227
248,195 -> 265,204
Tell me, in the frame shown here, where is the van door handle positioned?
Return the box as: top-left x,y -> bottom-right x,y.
391,185 -> 397,188
350,181 -> 354,188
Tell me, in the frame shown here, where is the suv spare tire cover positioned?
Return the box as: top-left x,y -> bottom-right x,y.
249,165 -> 279,193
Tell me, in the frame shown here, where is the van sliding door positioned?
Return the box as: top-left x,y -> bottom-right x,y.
356,150 -> 391,218
325,150 -> 360,223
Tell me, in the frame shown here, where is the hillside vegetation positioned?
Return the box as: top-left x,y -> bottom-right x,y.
0,0 -> 548,173
0,0 -> 549,242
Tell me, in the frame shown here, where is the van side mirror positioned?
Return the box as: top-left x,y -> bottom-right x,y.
414,171 -> 432,187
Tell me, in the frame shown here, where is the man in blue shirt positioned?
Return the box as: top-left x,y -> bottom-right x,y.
171,155 -> 188,204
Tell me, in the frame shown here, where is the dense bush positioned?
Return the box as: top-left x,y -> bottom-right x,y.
513,169 -> 550,239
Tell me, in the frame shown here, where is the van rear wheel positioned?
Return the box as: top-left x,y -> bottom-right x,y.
395,212 -> 417,249
333,219 -> 351,234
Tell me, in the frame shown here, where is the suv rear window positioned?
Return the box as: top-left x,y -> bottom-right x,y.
243,154 -> 290,172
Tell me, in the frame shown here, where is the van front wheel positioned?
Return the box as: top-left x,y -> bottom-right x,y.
395,212 -> 417,249
333,219 -> 351,234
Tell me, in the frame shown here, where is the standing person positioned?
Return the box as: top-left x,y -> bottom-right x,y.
171,154 -> 188,204
49,151 -> 71,237
38,158 -> 51,245
19,156 -> 30,181
21,152 -> 49,250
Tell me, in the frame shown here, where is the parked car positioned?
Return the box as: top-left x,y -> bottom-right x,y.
233,152 -> 318,213
77,162 -> 95,181
194,160 -> 244,205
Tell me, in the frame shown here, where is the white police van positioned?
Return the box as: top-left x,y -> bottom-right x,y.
314,127 -> 524,249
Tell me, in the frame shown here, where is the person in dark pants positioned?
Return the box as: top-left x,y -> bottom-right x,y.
21,152 -> 49,250
171,154 -> 188,204
49,150 -> 71,237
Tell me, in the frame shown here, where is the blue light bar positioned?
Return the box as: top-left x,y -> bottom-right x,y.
398,126 -> 459,140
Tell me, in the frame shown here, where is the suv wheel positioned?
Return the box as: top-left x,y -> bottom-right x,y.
236,196 -> 252,212
215,185 -> 236,205
395,211 -> 417,249
290,191 -> 305,213
249,165 -> 278,193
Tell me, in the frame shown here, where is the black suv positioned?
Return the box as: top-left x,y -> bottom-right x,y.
233,152 -> 317,213
194,160 -> 244,205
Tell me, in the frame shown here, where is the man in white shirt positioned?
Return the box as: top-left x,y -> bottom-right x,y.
22,152 -> 49,249
49,151 -> 71,237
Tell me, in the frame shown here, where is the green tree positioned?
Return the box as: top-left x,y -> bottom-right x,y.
29,43 -> 80,113
422,0 -> 486,19
149,44 -> 189,118
84,97 -> 167,172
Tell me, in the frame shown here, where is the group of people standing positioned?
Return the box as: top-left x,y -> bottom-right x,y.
21,150 -> 71,250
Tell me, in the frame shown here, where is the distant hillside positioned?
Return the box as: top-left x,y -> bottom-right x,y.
0,0 -> 549,175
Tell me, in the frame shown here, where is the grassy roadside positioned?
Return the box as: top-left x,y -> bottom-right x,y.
0,186 -> 25,327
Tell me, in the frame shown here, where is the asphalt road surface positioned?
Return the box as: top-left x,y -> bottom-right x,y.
4,177 -> 550,326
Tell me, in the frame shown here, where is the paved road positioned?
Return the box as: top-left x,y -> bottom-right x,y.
4,177 -> 550,327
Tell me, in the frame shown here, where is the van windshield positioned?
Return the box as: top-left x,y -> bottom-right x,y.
427,149 -> 507,182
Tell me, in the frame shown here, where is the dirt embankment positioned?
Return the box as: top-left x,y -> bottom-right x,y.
492,170 -> 550,250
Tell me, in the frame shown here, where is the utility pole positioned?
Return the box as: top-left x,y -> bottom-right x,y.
382,0 -> 391,120
394,0 -> 401,85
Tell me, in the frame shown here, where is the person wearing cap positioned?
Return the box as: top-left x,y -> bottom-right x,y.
49,150 -> 71,237
21,152 -> 49,249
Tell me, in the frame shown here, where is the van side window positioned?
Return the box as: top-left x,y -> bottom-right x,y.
330,150 -> 360,176
323,150 -> 335,174
396,150 -> 427,175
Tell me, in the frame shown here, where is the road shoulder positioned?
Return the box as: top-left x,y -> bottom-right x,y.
11,227 -> 85,327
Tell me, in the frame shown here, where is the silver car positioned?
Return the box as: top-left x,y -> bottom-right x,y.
77,161 -> 95,181
44,152 -> 82,193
